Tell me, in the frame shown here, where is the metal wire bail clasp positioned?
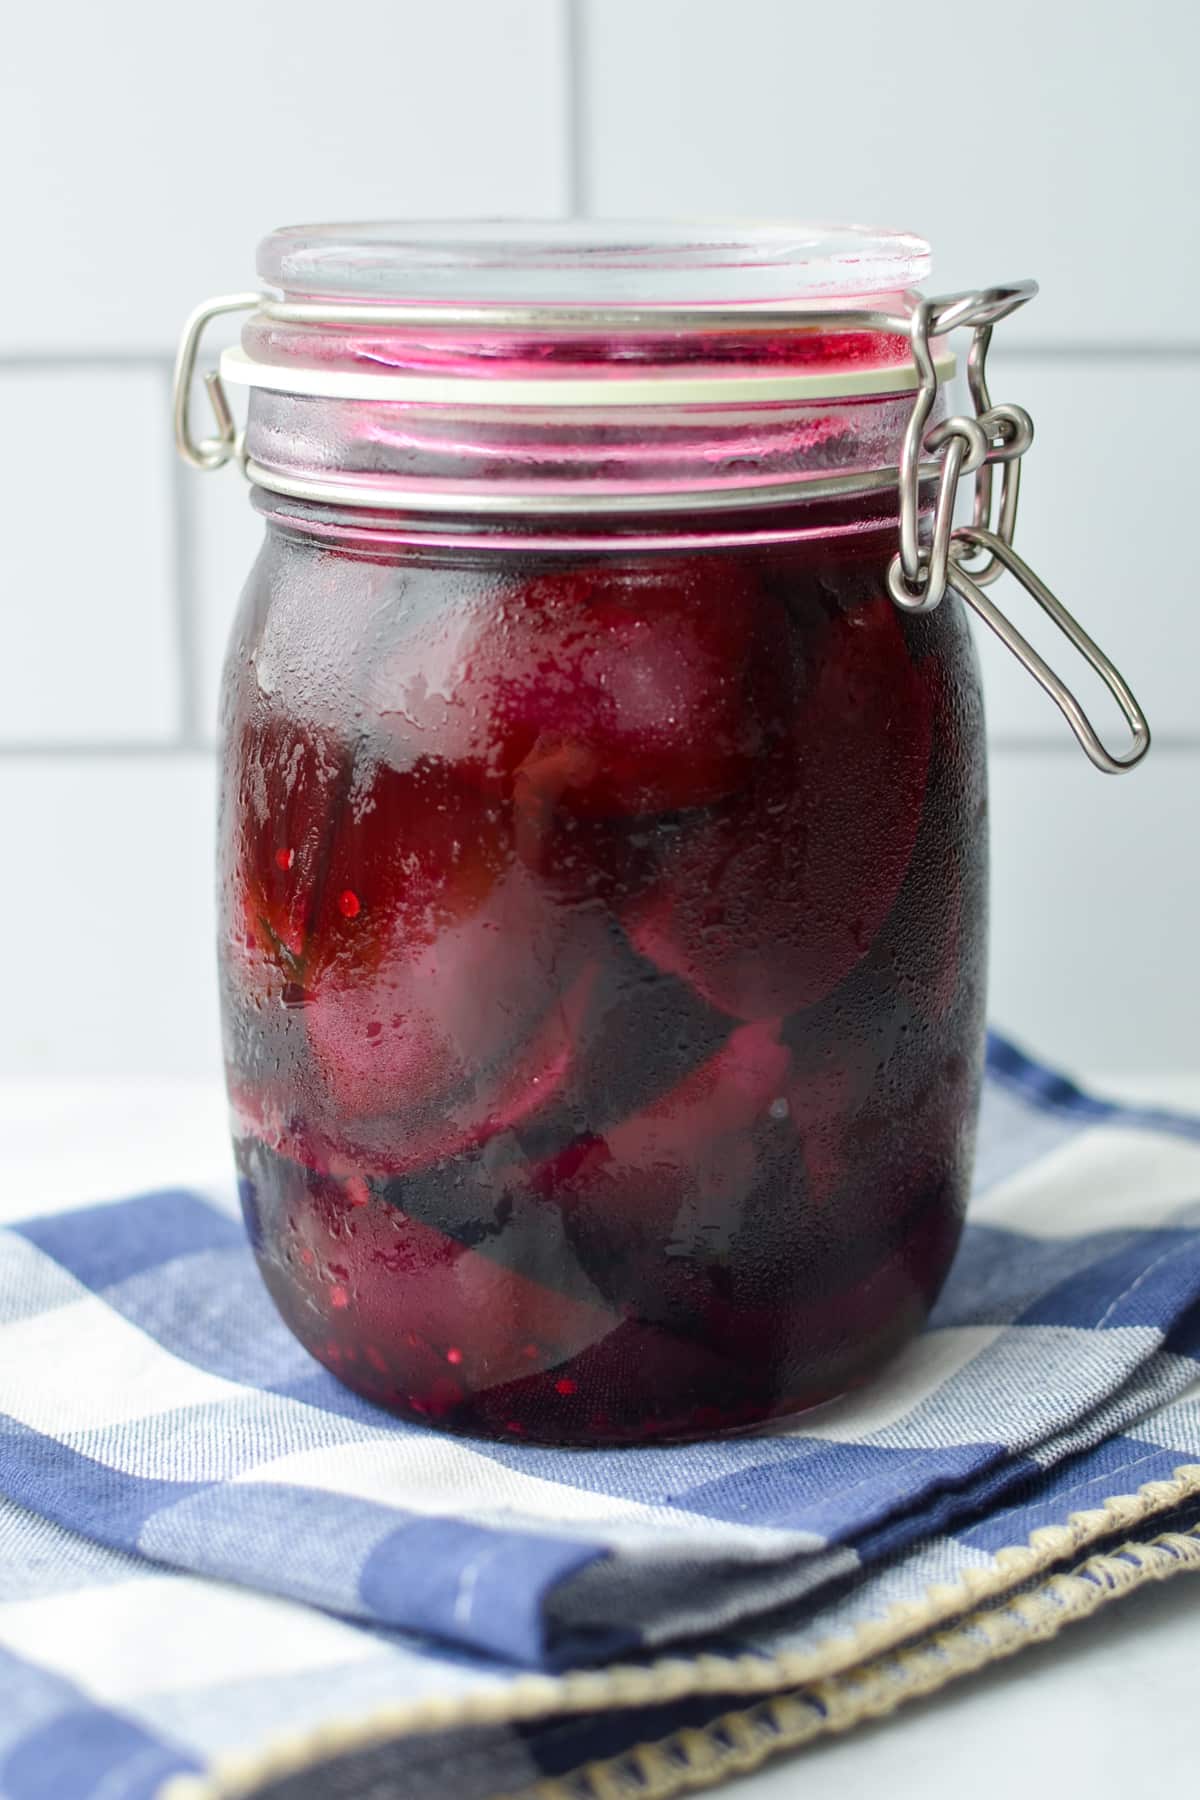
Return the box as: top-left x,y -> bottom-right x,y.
887,281 -> 1151,775
950,528 -> 1150,774
172,293 -> 260,470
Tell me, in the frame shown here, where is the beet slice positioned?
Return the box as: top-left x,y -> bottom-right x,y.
365,555 -> 788,817
296,961 -> 600,1176
518,1020 -> 793,1325
627,594 -> 935,1018
300,750 -> 607,1147
604,1016 -> 792,1169
238,1138 -> 623,1407
222,713 -> 349,969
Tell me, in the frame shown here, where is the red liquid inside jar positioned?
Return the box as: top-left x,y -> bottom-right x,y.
220,490 -> 987,1444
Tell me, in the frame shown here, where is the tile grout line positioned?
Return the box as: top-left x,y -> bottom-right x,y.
988,343 -> 1200,362
0,744 -> 216,759
0,352 -> 177,371
563,0 -> 589,219
986,733 -> 1200,753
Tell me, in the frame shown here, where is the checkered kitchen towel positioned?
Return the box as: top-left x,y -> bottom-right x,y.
2,1035 -> 1200,1800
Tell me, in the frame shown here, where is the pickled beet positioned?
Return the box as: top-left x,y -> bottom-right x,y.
365,557 -> 788,817
626,595 -> 935,1018
219,512 -> 987,1444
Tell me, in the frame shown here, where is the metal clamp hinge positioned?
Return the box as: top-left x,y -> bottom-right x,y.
172,293 -> 260,470
887,282 -> 1150,775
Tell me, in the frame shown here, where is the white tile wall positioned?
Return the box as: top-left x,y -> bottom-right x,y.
989,750 -> 1199,1071
970,355 -> 1198,746
2,0 -> 570,350
0,367 -> 179,745
577,0 -> 1200,345
2,0 -> 1195,1074
0,759 -> 220,1078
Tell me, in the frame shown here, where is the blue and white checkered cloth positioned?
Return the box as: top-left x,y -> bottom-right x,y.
2,1036 -> 1199,1800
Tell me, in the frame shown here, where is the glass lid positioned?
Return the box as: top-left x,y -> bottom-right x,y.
256,219 -> 932,307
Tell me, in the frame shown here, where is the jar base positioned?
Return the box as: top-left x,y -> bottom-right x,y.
281,1333 -> 917,1448
252,1258 -> 928,1448
236,1127 -> 961,1447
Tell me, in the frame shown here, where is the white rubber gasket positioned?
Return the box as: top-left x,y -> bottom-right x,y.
220,344 -> 956,408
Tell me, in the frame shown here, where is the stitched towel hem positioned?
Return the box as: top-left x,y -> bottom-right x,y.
501,1510 -> 1200,1800
155,1460 -> 1200,1800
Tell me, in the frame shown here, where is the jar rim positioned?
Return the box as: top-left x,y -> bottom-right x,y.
257,218 -> 932,307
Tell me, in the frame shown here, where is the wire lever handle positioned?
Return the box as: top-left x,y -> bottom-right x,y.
949,528 -> 1150,775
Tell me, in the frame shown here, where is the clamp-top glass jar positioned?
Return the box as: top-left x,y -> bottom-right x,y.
176,222 -> 1149,1445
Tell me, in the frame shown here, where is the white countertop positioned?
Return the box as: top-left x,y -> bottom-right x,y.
1,1071 -> 1196,1797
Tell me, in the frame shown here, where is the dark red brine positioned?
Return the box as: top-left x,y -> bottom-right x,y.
214,224 -> 988,1443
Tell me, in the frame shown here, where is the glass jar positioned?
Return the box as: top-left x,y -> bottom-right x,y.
176,223 -> 1149,1445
